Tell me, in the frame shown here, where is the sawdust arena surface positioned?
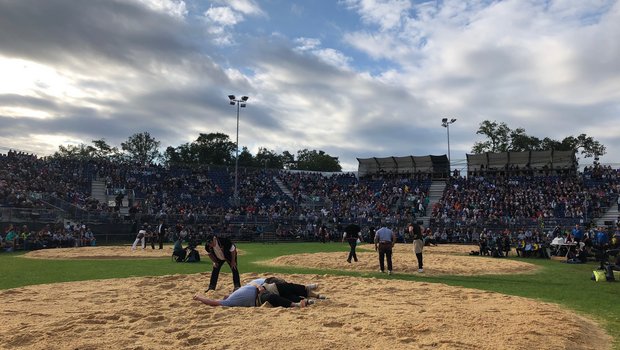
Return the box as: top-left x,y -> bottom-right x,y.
264,244 -> 539,276
6,244 -> 611,349
22,246 -> 245,260
0,273 -> 610,350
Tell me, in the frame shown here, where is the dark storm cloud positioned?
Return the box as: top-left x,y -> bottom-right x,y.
0,0 -> 197,71
0,94 -> 59,111
0,0 -> 256,153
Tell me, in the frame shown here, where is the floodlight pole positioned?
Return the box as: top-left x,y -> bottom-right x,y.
441,118 -> 457,168
228,95 -> 249,206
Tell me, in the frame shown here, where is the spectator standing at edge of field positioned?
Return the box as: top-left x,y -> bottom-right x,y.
572,223 -> 584,243
204,234 -> 241,293
342,223 -> 362,263
156,218 -> 167,250
374,222 -> 396,275
319,225 -> 329,243
409,222 -> 424,273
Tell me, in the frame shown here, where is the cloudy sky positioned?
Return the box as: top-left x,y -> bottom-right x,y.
0,0 -> 618,171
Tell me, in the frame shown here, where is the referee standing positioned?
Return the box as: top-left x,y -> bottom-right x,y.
374,223 -> 396,274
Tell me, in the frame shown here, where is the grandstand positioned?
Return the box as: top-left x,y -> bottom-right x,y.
0,149 -> 618,250
466,150 -> 578,176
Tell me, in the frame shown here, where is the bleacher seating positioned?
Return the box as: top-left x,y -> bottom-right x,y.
1,149 -> 618,246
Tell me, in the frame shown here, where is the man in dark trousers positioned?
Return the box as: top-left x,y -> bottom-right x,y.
205,234 -> 241,292
409,222 -> 424,272
374,224 -> 397,275
156,219 -> 167,249
342,223 -> 362,263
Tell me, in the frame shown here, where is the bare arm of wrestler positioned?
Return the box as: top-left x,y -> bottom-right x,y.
193,294 -> 223,307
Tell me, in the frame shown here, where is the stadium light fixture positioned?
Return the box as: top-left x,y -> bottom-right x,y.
228,94 -> 249,206
441,117 -> 457,167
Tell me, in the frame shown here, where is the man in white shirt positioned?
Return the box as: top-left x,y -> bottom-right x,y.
131,227 -> 146,250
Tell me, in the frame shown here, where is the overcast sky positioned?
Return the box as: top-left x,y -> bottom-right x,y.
0,0 -> 618,171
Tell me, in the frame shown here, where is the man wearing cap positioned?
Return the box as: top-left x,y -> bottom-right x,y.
374,224 -> 396,274
205,235 -> 241,292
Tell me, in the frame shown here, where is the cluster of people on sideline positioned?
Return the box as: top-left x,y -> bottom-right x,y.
1,222 -> 95,252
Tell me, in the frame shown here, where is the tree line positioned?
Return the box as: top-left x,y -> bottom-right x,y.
52,132 -> 342,172
472,120 -> 606,159
51,120 -> 606,172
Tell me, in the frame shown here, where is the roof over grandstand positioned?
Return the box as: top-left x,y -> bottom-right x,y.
466,150 -> 577,172
357,155 -> 449,177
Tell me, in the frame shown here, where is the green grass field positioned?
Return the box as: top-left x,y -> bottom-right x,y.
1,242 -> 618,348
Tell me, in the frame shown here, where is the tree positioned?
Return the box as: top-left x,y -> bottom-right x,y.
255,147 -> 284,169
91,139 -> 120,160
52,139 -> 119,161
294,149 -> 342,172
509,128 -> 541,152
559,134 -> 606,159
237,146 -> 254,167
53,144 -> 95,160
281,150 -> 296,170
192,132 -> 236,165
472,120 -> 511,153
121,132 -> 161,165
162,146 -> 181,165
471,120 -> 606,159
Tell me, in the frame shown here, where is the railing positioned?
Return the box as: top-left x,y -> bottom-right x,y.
0,207 -> 64,223
41,194 -> 90,222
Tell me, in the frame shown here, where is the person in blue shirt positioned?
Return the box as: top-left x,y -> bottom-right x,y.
595,228 -> 609,248
192,278 -> 319,308
571,223 -> 584,242
374,224 -> 397,274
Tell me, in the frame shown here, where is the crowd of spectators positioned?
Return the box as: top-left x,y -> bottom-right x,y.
1,149 -> 619,258
0,151 -> 91,209
430,172 -> 617,232
1,222 -> 95,252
